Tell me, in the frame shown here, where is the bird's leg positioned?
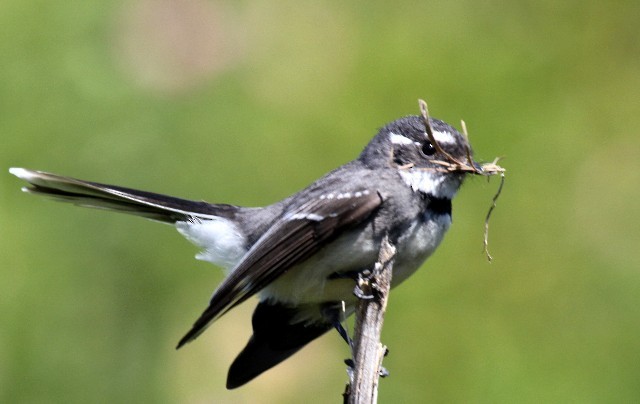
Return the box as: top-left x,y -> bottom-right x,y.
334,320 -> 352,347
322,302 -> 353,347
353,268 -> 376,300
322,302 -> 357,374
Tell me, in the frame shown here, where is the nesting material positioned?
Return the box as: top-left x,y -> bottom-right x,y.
418,99 -> 506,261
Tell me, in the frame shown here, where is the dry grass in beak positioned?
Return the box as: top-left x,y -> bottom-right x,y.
418,99 -> 506,261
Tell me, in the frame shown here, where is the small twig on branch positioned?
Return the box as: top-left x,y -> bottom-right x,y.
343,236 -> 396,404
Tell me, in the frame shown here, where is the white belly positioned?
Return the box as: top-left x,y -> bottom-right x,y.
261,213 -> 452,309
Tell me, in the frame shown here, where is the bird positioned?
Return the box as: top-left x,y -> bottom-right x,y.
10,113 -> 484,389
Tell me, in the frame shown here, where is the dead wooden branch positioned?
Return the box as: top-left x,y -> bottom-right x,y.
344,236 -> 396,404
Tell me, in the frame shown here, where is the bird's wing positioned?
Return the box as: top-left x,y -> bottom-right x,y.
177,189 -> 383,347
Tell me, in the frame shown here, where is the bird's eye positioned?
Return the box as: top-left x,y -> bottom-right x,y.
421,141 -> 436,156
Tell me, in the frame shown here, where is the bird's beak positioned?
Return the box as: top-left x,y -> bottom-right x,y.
473,161 -> 484,174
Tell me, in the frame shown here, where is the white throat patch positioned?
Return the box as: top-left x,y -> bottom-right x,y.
398,169 -> 460,199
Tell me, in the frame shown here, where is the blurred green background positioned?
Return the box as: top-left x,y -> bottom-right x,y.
2,0 -> 639,402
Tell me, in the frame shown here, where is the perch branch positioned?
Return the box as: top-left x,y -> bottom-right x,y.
344,236 -> 396,404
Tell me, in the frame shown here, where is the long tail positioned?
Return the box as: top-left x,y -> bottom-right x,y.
9,168 -> 238,223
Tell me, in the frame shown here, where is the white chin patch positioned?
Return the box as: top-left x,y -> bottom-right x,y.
398,169 -> 460,199
176,217 -> 247,271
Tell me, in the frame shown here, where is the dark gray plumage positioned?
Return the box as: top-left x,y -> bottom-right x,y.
10,115 -> 477,389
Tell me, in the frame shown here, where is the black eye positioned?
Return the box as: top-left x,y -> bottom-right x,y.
421,141 -> 436,156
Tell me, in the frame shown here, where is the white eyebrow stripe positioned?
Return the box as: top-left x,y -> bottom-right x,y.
389,132 -> 414,145
432,130 -> 456,145
391,130 -> 457,147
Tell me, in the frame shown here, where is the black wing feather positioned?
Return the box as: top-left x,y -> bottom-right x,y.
176,191 -> 383,348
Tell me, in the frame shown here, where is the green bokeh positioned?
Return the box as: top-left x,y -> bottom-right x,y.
2,1 -> 639,402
